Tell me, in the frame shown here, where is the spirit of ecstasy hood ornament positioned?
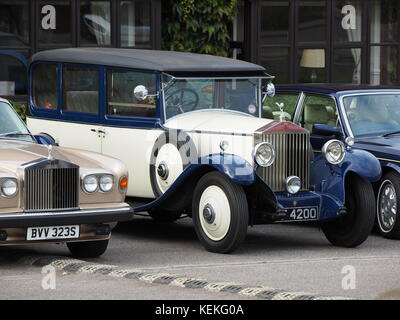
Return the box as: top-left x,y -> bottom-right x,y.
276,102 -> 286,122
46,145 -> 54,160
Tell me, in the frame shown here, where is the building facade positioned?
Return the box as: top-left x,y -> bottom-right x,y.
0,0 -> 398,98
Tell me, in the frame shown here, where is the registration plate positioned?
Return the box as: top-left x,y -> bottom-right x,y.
27,225 -> 80,241
287,207 -> 319,221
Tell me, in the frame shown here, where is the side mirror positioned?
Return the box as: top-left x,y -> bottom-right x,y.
262,82 -> 276,102
35,134 -> 58,146
312,124 -> 343,138
134,85 -> 149,101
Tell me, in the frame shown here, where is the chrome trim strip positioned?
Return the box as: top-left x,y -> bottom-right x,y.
377,157 -> 400,165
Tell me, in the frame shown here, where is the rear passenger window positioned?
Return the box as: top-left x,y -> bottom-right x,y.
263,93 -> 299,121
33,64 -> 58,110
107,70 -> 157,118
63,66 -> 99,114
301,95 -> 338,132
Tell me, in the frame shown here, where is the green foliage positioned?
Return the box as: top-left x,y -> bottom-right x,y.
162,0 -> 237,57
10,101 -> 27,122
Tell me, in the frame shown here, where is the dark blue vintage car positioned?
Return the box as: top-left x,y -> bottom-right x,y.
269,84 -> 400,239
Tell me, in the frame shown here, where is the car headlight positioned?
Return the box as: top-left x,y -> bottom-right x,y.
322,139 -> 345,165
254,142 -> 275,167
285,176 -> 301,194
83,175 -> 99,193
99,175 -> 114,192
0,179 -> 18,198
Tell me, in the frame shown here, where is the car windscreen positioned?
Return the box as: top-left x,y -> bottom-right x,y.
342,94 -> 400,137
163,76 -> 261,120
0,101 -> 33,142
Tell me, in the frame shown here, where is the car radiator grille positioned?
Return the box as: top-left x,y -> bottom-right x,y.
24,167 -> 79,212
258,132 -> 310,192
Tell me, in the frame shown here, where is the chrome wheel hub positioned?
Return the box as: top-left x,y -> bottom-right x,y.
378,180 -> 397,232
202,204 -> 215,224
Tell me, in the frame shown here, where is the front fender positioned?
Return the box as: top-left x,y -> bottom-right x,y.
311,149 -> 381,202
195,153 -> 255,185
381,161 -> 400,175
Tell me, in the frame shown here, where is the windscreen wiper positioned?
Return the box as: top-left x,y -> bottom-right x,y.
382,130 -> 400,137
0,131 -> 33,139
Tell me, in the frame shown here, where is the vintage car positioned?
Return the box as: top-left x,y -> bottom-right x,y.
268,84 -> 400,239
0,97 -> 133,257
27,49 -> 381,253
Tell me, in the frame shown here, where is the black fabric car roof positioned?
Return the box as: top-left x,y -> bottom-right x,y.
31,48 -> 266,75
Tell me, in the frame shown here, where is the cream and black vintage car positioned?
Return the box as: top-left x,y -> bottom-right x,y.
0,98 -> 133,257
27,48 -> 381,253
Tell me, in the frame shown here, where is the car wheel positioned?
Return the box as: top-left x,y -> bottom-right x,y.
377,172 -> 400,239
192,171 -> 248,253
67,239 -> 109,258
148,209 -> 182,223
322,175 -> 375,247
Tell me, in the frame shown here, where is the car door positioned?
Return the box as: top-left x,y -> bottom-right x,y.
294,93 -> 341,151
100,68 -> 163,198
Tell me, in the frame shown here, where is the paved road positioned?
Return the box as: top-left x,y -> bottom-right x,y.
1,216 -> 400,300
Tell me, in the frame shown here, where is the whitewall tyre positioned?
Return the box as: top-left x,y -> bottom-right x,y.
322,175 -> 375,247
192,171 -> 249,253
377,172 -> 400,239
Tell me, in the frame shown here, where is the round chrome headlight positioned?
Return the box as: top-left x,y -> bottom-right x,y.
83,175 -> 98,193
254,142 -> 275,167
99,175 -> 114,192
286,176 -> 301,194
1,179 -> 18,197
322,139 -> 345,165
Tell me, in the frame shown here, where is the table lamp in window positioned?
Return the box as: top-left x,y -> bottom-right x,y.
300,49 -> 325,83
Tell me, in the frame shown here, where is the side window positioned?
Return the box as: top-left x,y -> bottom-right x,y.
32,64 -> 58,110
263,93 -> 299,121
107,70 -> 157,118
63,66 -> 99,114
301,95 -> 338,132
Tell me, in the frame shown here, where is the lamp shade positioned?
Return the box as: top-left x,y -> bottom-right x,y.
300,49 -> 326,68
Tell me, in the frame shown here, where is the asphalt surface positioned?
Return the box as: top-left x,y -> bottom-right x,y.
1,216 -> 400,300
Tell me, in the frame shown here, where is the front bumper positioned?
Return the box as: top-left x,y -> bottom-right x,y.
0,206 -> 134,228
274,191 -> 346,221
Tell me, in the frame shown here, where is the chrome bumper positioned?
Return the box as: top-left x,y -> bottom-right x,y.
0,206 -> 134,228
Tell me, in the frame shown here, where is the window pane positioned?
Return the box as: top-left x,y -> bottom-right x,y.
334,0 -> 362,42
371,0 -> 399,43
301,95 -> 338,132
260,1 -> 290,44
259,47 -> 290,83
370,46 -> 398,85
332,48 -> 361,84
33,64 -> 58,110
263,93 -> 299,121
298,0 -> 326,42
107,70 -> 156,118
80,1 -> 111,45
298,49 -> 326,83
39,1 -> 71,44
64,66 -> 99,114
120,0 -> 151,47
0,0 -> 29,46
0,53 -> 27,94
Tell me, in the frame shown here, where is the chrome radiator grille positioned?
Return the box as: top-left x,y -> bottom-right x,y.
24,167 -> 79,212
258,132 -> 310,192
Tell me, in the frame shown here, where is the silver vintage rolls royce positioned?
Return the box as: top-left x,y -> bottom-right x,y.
0,98 -> 133,257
